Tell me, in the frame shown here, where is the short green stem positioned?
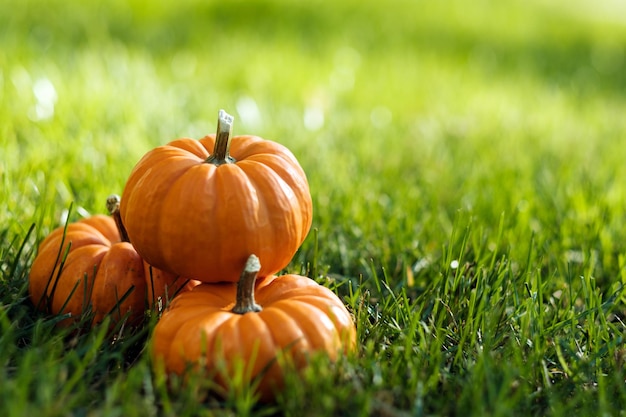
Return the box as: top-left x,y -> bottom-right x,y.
232,254 -> 262,314
206,109 -> 236,166
106,194 -> 131,243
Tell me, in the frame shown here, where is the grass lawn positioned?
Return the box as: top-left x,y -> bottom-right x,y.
2,0 -> 626,415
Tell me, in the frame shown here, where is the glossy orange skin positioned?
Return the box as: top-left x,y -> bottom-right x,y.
152,274 -> 356,402
120,134 -> 313,283
29,215 -> 197,327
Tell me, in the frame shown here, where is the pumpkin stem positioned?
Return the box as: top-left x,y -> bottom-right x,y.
232,254 -> 262,314
106,194 -> 131,243
206,109 -> 236,166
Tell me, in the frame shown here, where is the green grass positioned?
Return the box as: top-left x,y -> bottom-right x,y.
2,0 -> 626,415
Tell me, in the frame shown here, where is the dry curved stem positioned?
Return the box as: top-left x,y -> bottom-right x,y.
106,194 -> 130,243
232,254 -> 262,314
206,109 -> 236,166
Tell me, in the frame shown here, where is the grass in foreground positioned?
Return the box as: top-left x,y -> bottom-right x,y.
2,0 -> 626,415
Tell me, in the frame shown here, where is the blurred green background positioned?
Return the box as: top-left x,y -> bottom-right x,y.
3,3 -> 626,414
2,0 -> 626,281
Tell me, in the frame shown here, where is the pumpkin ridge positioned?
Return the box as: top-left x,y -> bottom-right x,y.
273,294 -> 346,308
277,295 -> 355,348
207,314 -> 245,375
163,311 -> 230,373
233,164 -> 278,272
260,306 -> 308,355
37,226 -> 111,256
90,242 -> 146,326
124,147 -> 198,199
240,153 -> 309,194
158,301 -> 219,332
237,313 -> 278,378
170,292 -> 233,309
78,214 -> 120,243
168,298 -> 228,314
241,162 -> 307,271
190,283 -> 238,302
244,152 -> 306,179
167,138 -> 212,159
238,156 -> 311,248
230,137 -> 298,165
215,163 -> 260,231
52,244 -> 109,273
254,278 -> 323,305
224,135 -> 266,160
207,165 -> 267,280
195,135 -> 217,156
48,246 -> 109,318
271,287 -> 348,304
155,164 -> 219,277
273,301 -> 339,355
121,154 -> 200,267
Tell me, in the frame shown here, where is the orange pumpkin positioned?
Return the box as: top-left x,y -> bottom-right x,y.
151,255 -> 356,402
28,195 -> 197,328
120,110 -> 313,283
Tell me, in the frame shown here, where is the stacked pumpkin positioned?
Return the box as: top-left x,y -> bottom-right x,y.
28,110 -> 356,402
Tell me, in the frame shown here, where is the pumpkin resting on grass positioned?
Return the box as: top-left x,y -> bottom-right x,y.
151,254 -> 356,402
120,110 -> 313,284
28,195 -> 197,328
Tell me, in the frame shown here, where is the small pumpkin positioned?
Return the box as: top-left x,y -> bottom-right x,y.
28,195 -> 197,327
151,254 -> 356,402
120,110 -> 313,283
